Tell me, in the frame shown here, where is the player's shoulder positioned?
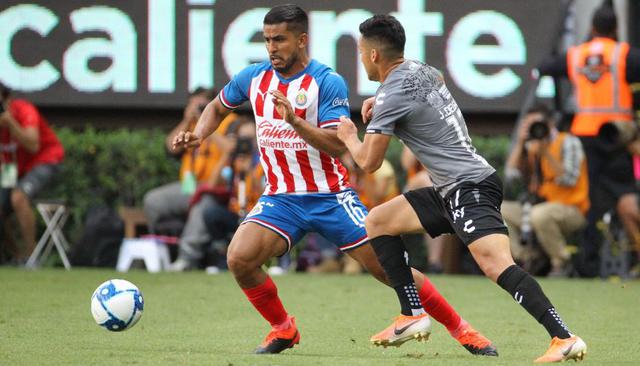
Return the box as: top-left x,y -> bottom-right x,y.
390,60 -> 445,97
308,59 -> 347,87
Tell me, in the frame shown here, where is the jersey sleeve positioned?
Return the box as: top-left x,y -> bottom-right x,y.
366,86 -> 410,135
219,64 -> 258,109
317,72 -> 350,128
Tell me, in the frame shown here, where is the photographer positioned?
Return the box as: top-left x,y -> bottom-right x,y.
0,83 -> 64,265
538,4 -> 640,274
143,88 -> 243,270
502,105 -> 589,276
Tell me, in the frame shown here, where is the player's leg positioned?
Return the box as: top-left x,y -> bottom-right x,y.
228,195 -> 306,354
358,193 -> 497,355
456,174 -> 585,362
468,234 -> 586,362
227,222 -> 300,354
313,190 -> 430,347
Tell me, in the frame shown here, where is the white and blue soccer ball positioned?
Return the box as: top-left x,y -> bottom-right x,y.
91,279 -> 144,331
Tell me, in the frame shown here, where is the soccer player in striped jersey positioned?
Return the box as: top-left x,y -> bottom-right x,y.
174,4 -> 495,356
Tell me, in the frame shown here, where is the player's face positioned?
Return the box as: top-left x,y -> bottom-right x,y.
263,23 -> 305,74
358,37 -> 379,81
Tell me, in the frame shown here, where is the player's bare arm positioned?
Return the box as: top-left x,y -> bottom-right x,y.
172,96 -> 231,151
337,116 -> 390,173
270,90 -> 346,157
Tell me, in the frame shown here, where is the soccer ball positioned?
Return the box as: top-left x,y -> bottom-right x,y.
91,279 -> 144,331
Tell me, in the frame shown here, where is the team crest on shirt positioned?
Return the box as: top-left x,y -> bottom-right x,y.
295,90 -> 307,107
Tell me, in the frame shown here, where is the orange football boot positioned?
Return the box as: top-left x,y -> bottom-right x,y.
534,335 -> 587,363
453,324 -> 498,356
254,317 -> 301,354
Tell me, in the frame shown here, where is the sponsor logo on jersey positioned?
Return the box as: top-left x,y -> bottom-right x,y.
257,120 -> 308,150
331,97 -> 349,107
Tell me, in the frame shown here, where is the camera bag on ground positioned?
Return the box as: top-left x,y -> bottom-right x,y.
70,205 -> 124,267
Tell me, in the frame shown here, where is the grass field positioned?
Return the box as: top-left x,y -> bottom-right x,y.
0,268 -> 638,365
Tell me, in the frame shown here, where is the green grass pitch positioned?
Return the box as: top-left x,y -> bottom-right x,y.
1,268 -> 638,365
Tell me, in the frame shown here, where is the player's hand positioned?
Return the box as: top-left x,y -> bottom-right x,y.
337,116 -> 357,142
270,90 -> 297,125
171,130 -> 202,152
361,97 -> 375,124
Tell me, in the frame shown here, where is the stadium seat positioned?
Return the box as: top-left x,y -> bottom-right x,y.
116,238 -> 171,273
26,201 -> 72,270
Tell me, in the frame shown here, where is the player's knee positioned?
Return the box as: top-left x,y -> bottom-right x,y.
471,241 -> 514,281
226,252 -> 250,275
365,206 -> 389,236
226,245 -> 254,275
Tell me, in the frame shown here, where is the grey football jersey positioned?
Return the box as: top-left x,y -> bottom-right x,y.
366,60 -> 495,196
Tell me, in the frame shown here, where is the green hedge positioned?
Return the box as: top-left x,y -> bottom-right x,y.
43,128 -> 510,241
43,127 -> 180,239
385,134 -> 511,188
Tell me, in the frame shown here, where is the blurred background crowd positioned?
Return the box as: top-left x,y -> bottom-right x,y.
1,0 -> 639,279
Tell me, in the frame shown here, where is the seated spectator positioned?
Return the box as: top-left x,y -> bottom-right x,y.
142,88 -> 244,270
502,105 -> 589,276
0,83 -> 64,265
172,120 -> 262,271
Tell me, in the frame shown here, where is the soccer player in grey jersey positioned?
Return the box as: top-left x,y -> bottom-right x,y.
337,15 -> 586,363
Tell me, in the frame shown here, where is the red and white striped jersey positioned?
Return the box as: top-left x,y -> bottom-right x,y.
219,60 -> 351,195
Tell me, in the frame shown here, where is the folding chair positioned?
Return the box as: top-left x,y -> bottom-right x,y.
26,201 -> 71,270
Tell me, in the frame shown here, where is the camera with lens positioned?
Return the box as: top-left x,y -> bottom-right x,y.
234,136 -> 254,157
597,120 -> 639,148
528,119 -> 550,140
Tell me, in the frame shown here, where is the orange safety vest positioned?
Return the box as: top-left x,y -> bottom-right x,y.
567,37 -> 633,137
179,113 -> 238,182
538,133 -> 590,215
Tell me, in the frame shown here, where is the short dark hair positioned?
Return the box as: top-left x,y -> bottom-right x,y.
359,15 -> 406,56
592,5 -> 617,36
527,103 -> 553,121
264,4 -> 308,35
190,87 -> 216,100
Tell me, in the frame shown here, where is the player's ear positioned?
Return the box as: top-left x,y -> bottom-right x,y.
370,48 -> 379,64
297,32 -> 308,49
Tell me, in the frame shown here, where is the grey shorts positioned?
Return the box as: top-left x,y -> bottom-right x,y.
1,164 -> 61,215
